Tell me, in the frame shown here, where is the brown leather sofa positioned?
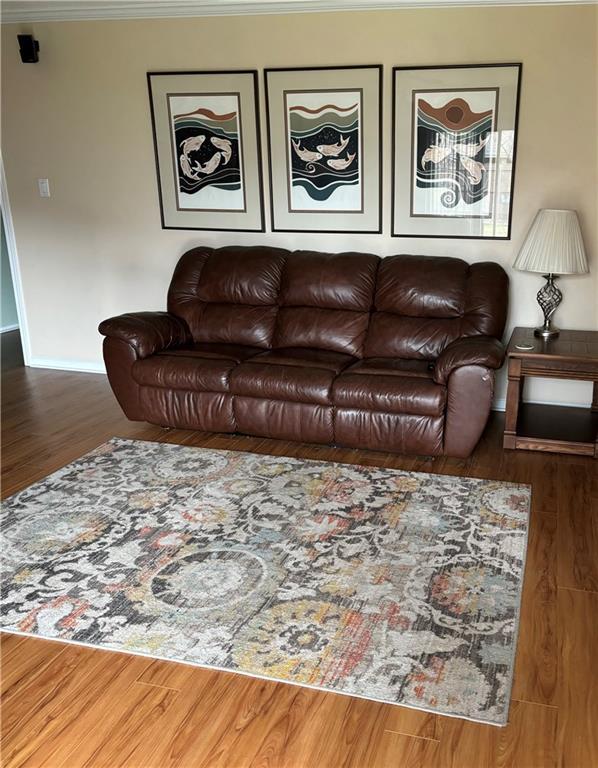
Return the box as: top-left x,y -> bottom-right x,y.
99,246 -> 508,457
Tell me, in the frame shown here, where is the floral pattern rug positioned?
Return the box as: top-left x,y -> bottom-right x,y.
1,438 -> 530,725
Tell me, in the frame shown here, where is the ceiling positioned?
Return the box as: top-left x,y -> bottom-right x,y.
1,0 -> 595,23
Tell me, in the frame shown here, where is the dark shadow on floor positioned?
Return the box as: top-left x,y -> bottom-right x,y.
1,329 -> 24,371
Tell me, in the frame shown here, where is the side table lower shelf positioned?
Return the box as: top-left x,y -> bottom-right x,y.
512,403 -> 598,457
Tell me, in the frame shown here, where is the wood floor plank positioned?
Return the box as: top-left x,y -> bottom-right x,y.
1,463 -> 61,499
261,688 -> 388,768
497,701 -> 558,768
0,634 -> 66,704
273,687 -> 362,768
121,670 -> 267,767
36,654 -> 153,768
193,679 -> 315,768
556,588 -> 598,768
433,717 -> 498,768
1,646 -> 151,767
310,695 -> 389,768
0,631 -> 25,656
136,658 -> 202,691
243,684 -> 353,768
557,463 -> 598,591
382,705 -> 439,741
498,449 -> 534,487
128,672 -> 388,768
49,666 -> 212,768
435,700 -> 557,768
371,730 -> 440,768
512,509 -> 557,706
315,699 -> 388,768
1,643 -> 89,742
529,455 -> 560,516
60,683 -> 179,768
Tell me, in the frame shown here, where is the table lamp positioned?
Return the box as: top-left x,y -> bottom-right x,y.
513,209 -> 589,340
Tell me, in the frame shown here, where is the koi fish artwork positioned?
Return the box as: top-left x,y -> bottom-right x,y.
316,135 -> 350,157
169,94 -> 244,211
291,140 -> 323,164
327,152 -> 356,171
286,94 -> 361,211
211,136 -> 232,165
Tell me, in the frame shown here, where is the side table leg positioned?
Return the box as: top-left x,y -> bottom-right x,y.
503,358 -> 522,450
593,382 -> 598,457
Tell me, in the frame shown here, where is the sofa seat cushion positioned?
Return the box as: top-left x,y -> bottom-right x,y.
132,346 -> 254,393
156,342 -> 261,363
231,348 -> 356,406
345,358 -> 435,379
249,347 -> 356,373
333,360 -> 446,416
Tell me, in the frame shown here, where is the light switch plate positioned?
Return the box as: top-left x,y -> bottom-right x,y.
38,178 -> 50,197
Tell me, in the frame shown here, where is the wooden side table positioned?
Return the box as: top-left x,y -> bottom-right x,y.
503,327 -> 598,457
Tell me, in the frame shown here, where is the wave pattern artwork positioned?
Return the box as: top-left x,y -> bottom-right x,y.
414,95 -> 495,215
170,95 -> 244,211
287,97 -> 361,211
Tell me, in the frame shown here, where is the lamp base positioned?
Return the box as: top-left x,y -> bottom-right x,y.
534,324 -> 560,340
534,274 -> 562,342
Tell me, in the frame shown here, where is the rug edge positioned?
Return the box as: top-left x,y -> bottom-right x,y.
96,436 -> 535,492
499,481 -> 533,725
1,436 -> 533,508
0,627 -> 509,727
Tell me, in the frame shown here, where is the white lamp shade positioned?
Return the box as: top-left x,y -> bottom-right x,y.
513,209 -> 589,275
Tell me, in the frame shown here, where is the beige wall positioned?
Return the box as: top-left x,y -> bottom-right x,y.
2,4 -> 597,405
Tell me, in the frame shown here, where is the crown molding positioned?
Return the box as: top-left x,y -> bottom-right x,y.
1,0 -> 596,24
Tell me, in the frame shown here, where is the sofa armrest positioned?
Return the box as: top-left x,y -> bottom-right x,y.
433,336 -> 505,385
98,312 -> 191,359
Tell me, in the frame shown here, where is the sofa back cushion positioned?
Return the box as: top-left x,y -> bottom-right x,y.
273,250 -> 379,357
364,255 -> 508,359
168,247 -> 507,360
168,246 -> 287,348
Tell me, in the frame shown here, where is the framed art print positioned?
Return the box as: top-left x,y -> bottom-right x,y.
265,66 -> 382,233
148,70 -> 264,232
392,64 -> 521,239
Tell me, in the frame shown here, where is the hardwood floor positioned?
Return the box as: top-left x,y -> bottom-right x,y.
1,343 -> 596,767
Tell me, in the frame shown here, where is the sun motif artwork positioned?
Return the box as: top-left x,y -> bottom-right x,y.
285,90 -> 362,212
169,93 -> 245,212
412,90 -> 497,218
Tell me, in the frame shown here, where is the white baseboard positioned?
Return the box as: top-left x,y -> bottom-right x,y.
28,357 -> 106,374
0,323 -> 19,334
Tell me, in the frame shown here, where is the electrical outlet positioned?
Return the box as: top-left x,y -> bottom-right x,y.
38,178 -> 50,197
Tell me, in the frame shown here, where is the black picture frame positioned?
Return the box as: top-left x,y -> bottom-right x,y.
148,69 -> 265,233
391,63 -> 522,240
264,65 -> 383,234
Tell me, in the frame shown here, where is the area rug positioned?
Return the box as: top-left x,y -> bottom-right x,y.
1,438 -> 530,725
